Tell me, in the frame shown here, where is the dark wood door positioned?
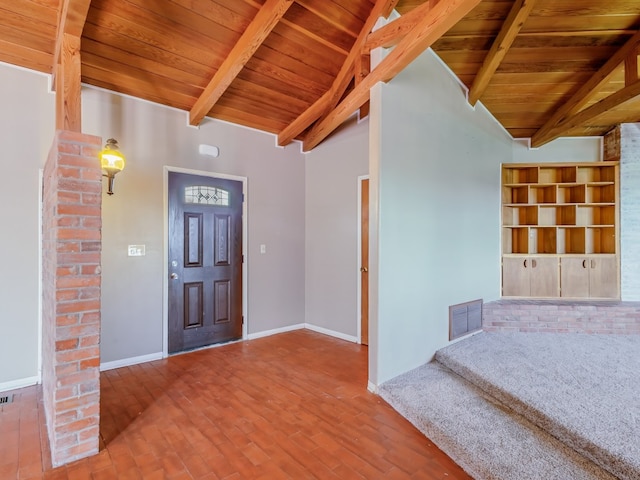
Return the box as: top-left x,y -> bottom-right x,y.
168,172 -> 243,353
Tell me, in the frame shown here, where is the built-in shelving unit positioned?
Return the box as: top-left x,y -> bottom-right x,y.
501,162 -> 619,299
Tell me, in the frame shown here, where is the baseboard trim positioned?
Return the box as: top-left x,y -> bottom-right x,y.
100,352 -> 164,372
305,323 -> 358,343
98,325 -> 356,371
0,375 -> 39,393
367,381 -> 378,393
247,323 -> 305,340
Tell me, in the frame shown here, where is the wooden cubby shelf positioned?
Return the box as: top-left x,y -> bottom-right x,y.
501,162 -> 619,299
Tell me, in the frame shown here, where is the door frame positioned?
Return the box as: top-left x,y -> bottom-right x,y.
357,175 -> 369,344
163,166 -> 248,357
38,169 -> 43,382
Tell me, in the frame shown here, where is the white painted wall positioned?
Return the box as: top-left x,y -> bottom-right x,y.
0,65 -> 54,388
304,116 -> 369,340
81,87 -> 306,363
369,50 -> 513,386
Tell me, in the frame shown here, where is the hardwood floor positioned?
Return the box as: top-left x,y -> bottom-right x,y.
0,330 -> 472,479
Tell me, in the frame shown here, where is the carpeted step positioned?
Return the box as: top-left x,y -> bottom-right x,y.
434,332 -> 640,480
378,362 -> 615,480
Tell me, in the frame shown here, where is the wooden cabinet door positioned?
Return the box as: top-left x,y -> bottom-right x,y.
530,257 -> 559,297
503,257 -> 530,296
561,257 -> 590,298
589,256 -> 618,298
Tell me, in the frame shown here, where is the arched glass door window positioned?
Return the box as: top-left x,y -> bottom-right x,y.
184,186 -> 230,206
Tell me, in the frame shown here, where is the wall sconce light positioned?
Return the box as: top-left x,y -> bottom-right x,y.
99,138 -> 126,195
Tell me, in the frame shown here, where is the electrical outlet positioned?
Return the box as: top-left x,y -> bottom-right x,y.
128,245 -> 146,256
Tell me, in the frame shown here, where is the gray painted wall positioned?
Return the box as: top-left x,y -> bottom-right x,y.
304,117 -> 369,339
364,50 -> 601,388
0,60 -> 306,387
512,137 -> 601,164
0,66 -> 54,387
369,50 -> 513,386
0,58 -> 609,390
80,87 -> 306,363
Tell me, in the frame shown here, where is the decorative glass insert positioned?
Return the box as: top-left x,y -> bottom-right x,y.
184,186 -> 229,206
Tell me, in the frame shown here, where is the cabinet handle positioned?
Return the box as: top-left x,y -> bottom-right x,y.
523,259 -> 527,268
532,259 -> 537,268
591,259 -> 596,269
582,259 -> 587,269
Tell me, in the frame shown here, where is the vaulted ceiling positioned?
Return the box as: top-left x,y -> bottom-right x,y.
2,0 -> 640,151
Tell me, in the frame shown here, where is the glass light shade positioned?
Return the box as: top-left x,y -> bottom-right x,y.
99,139 -> 125,174
99,138 -> 125,195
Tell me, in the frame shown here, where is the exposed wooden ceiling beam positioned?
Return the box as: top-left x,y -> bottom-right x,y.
536,80 -> 640,142
56,34 -> 82,131
278,0 -> 399,146
52,0 -> 92,87
467,0 -> 537,106
625,47 -> 639,85
278,90 -> 332,147
303,0 -> 482,151
531,28 -> 640,147
364,0 -> 437,50
189,0 -> 294,126
53,0 -> 91,131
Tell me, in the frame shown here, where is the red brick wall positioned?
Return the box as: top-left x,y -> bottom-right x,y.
42,130 -> 102,467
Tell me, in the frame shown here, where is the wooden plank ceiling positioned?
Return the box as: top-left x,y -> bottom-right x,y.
1,0 -> 639,150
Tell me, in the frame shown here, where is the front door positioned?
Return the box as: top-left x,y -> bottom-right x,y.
168,172 -> 243,353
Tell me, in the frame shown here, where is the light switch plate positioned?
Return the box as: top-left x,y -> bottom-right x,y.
128,245 -> 145,256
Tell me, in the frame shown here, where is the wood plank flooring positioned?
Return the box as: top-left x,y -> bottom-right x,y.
0,330 -> 472,479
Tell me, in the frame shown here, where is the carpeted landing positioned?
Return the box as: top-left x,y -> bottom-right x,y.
378,332 -> 640,480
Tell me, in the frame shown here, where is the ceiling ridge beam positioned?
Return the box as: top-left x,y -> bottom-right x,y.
468,0 -> 537,106
302,0 -> 482,152
536,80 -> 640,143
531,28 -> 640,148
189,0 -> 294,126
278,0 -> 399,146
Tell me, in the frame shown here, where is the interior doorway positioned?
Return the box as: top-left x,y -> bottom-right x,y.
359,177 -> 369,345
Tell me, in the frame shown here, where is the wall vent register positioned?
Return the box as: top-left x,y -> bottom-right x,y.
449,299 -> 483,340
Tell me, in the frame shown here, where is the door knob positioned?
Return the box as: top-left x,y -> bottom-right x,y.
360,267 -> 368,273
170,273 -> 179,280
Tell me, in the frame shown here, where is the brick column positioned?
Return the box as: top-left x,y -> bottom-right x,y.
42,130 -> 102,467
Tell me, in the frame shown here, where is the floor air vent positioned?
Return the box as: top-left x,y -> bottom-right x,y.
0,394 -> 14,405
449,299 -> 483,340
